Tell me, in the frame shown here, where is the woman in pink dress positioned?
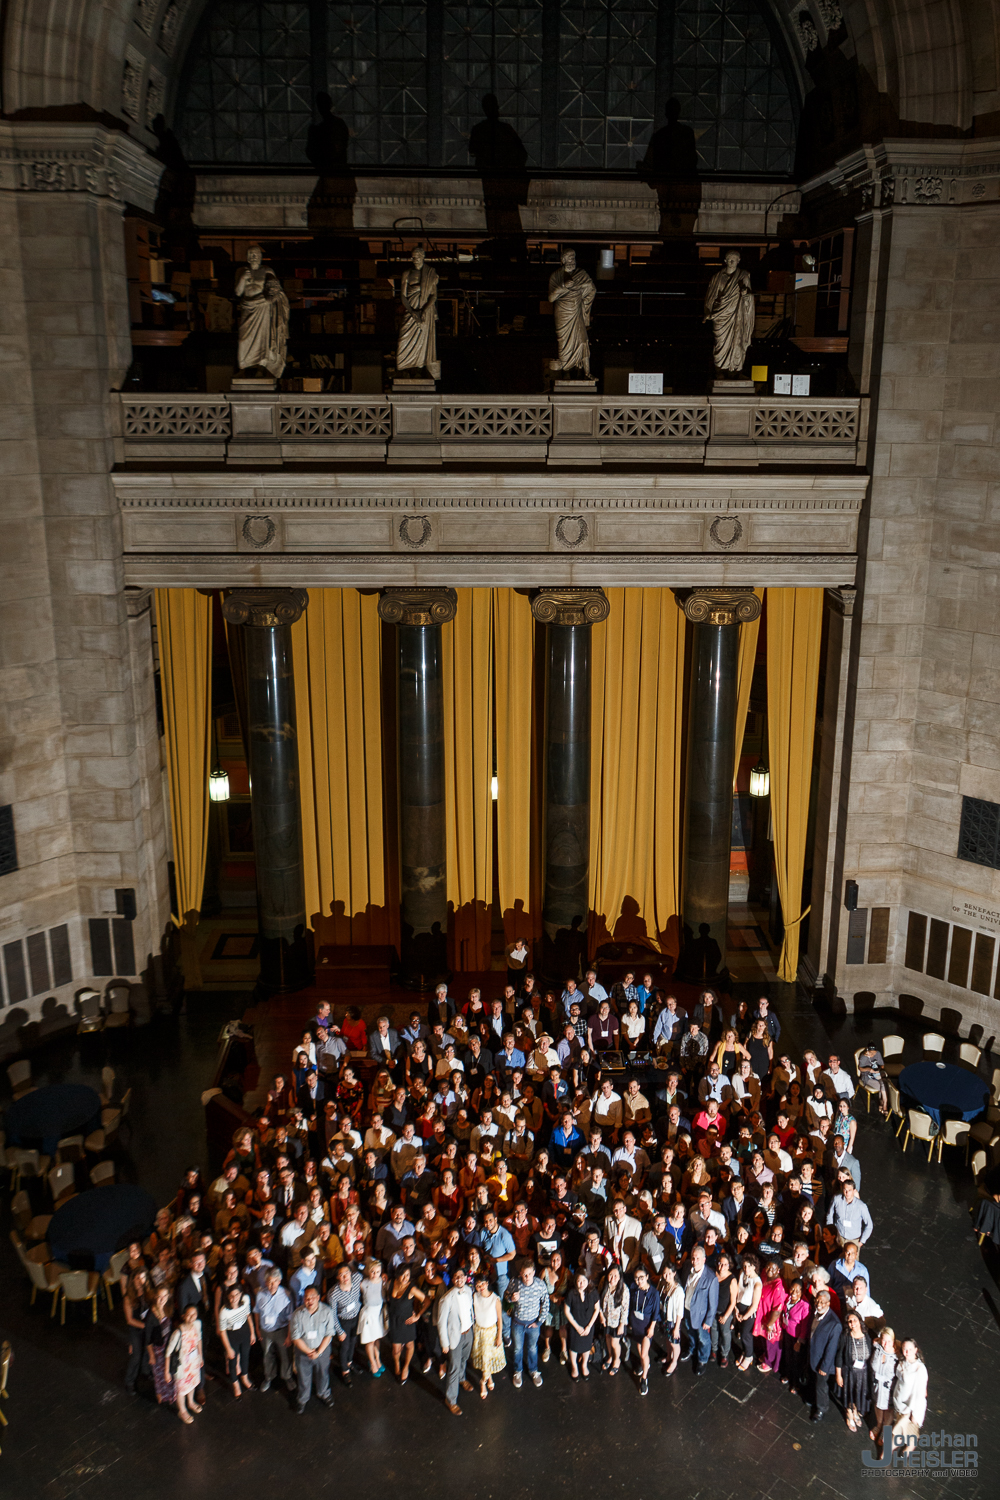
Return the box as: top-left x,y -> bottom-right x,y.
753,1260 -> 787,1374
166,1304 -> 204,1424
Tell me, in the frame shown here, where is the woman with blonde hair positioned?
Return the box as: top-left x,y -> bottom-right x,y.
869,1324 -> 897,1458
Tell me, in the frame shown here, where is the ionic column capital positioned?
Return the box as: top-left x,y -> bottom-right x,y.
530,588 -> 610,627
221,588 -> 309,627
377,588 -> 458,626
675,587 -> 762,626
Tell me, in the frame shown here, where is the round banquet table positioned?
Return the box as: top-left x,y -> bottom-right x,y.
4,1083 -> 102,1157
49,1184 -> 158,1272
898,1060 -> 989,1128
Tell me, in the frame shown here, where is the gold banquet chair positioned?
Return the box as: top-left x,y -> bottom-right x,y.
902,1108 -> 937,1161
936,1118 -> 970,1164
58,1269 -> 101,1325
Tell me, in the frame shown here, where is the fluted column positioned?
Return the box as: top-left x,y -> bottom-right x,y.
531,588 -> 610,976
677,587 -> 762,981
221,588 -> 309,996
377,588 -> 458,987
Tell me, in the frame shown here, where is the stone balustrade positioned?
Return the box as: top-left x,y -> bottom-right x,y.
115,392 -> 868,468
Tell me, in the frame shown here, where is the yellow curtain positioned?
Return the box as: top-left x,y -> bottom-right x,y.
734,587 -> 763,779
589,588 -> 686,957
292,589 -> 394,947
493,588 -> 537,943
767,586 -> 824,982
156,588 -> 212,925
443,588 -> 494,970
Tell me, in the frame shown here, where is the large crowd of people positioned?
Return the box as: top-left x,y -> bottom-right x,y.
118,971 -> 928,1456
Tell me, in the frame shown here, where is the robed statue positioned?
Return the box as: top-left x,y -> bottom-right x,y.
703,249 -> 755,374
548,248 -> 595,378
234,244 -> 289,380
396,246 -> 441,380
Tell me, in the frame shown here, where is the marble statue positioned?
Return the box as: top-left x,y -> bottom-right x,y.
703,249 -> 755,374
548,248 -> 595,378
396,246 -> 441,380
235,243 -> 289,380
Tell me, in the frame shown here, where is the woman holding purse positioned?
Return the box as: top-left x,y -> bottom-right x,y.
165,1304 -> 204,1424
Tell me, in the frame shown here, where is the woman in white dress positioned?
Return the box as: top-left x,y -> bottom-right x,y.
358,1259 -> 387,1377
470,1275 -> 506,1398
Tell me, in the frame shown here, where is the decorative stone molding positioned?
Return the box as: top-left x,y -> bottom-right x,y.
377,588 -> 458,627
826,586 -> 857,617
135,0 -> 159,35
802,140 -> 1000,213
220,588 -> 308,627
159,0 -> 191,54
0,123 -> 163,212
121,48 -> 144,122
530,589 -> 610,626
678,588 -> 762,626
145,69 -> 165,130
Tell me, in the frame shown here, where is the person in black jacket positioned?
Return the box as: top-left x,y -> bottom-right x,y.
808,1289 -> 842,1421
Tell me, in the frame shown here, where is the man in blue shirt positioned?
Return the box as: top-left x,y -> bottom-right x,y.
480,1209 -> 517,1341
254,1268 -> 295,1392
494,1033 -> 526,1080
549,1110 -> 583,1171
290,1249 -> 321,1306
505,1261 -> 551,1388
652,997 -> 686,1051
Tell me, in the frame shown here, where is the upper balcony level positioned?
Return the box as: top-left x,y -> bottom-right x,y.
115,392 -> 868,470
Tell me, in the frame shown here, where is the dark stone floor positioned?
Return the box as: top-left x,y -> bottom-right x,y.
1,985 -> 998,1500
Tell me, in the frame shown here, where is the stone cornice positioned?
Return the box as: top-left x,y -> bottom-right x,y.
116,489 -> 866,513
800,139 -> 1000,211
0,122 -> 163,211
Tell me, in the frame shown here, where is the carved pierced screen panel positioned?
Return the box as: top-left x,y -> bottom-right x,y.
177,0 -> 798,172
752,406 -> 859,441
438,404 -> 552,438
597,403 -> 711,439
123,401 -> 233,437
278,401 -> 392,435
958,797 -> 1000,871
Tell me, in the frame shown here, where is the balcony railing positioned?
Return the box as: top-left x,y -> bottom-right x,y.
116,392 -> 867,468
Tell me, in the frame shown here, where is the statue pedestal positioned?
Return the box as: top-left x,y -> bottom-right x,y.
232,375 -> 276,391
709,378 -> 755,395
552,378 -> 598,394
392,376 -> 437,392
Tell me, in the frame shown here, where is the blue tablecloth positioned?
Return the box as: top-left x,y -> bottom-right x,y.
49,1184 -> 158,1272
4,1083 -> 102,1157
898,1060 -> 989,1128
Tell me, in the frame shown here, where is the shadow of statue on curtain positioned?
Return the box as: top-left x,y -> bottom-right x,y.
448,900 -> 494,974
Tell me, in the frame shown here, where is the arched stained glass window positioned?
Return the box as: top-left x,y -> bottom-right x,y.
177,0 -> 797,173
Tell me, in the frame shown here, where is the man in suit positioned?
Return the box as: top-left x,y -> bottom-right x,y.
426,983 -> 456,1030
176,1251 -> 210,1315
824,1133 -> 861,1191
436,1266 -> 475,1415
367,1015 -> 400,1068
682,1245 -> 719,1374
808,1288 -> 841,1420
603,1198 -> 643,1274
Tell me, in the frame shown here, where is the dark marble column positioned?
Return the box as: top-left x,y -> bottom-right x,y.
221,588 -> 309,997
531,588 -> 610,977
676,587 -> 762,982
377,588 -> 457,986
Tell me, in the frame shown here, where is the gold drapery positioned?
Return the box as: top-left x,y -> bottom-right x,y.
734,587 -> 763,778
493,588 -> 538,943
589,588 -> 686,958
766,586 -> 823,982
155,589 -> 212,928
443,588 -> 494,970
292,589 -> 395,947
